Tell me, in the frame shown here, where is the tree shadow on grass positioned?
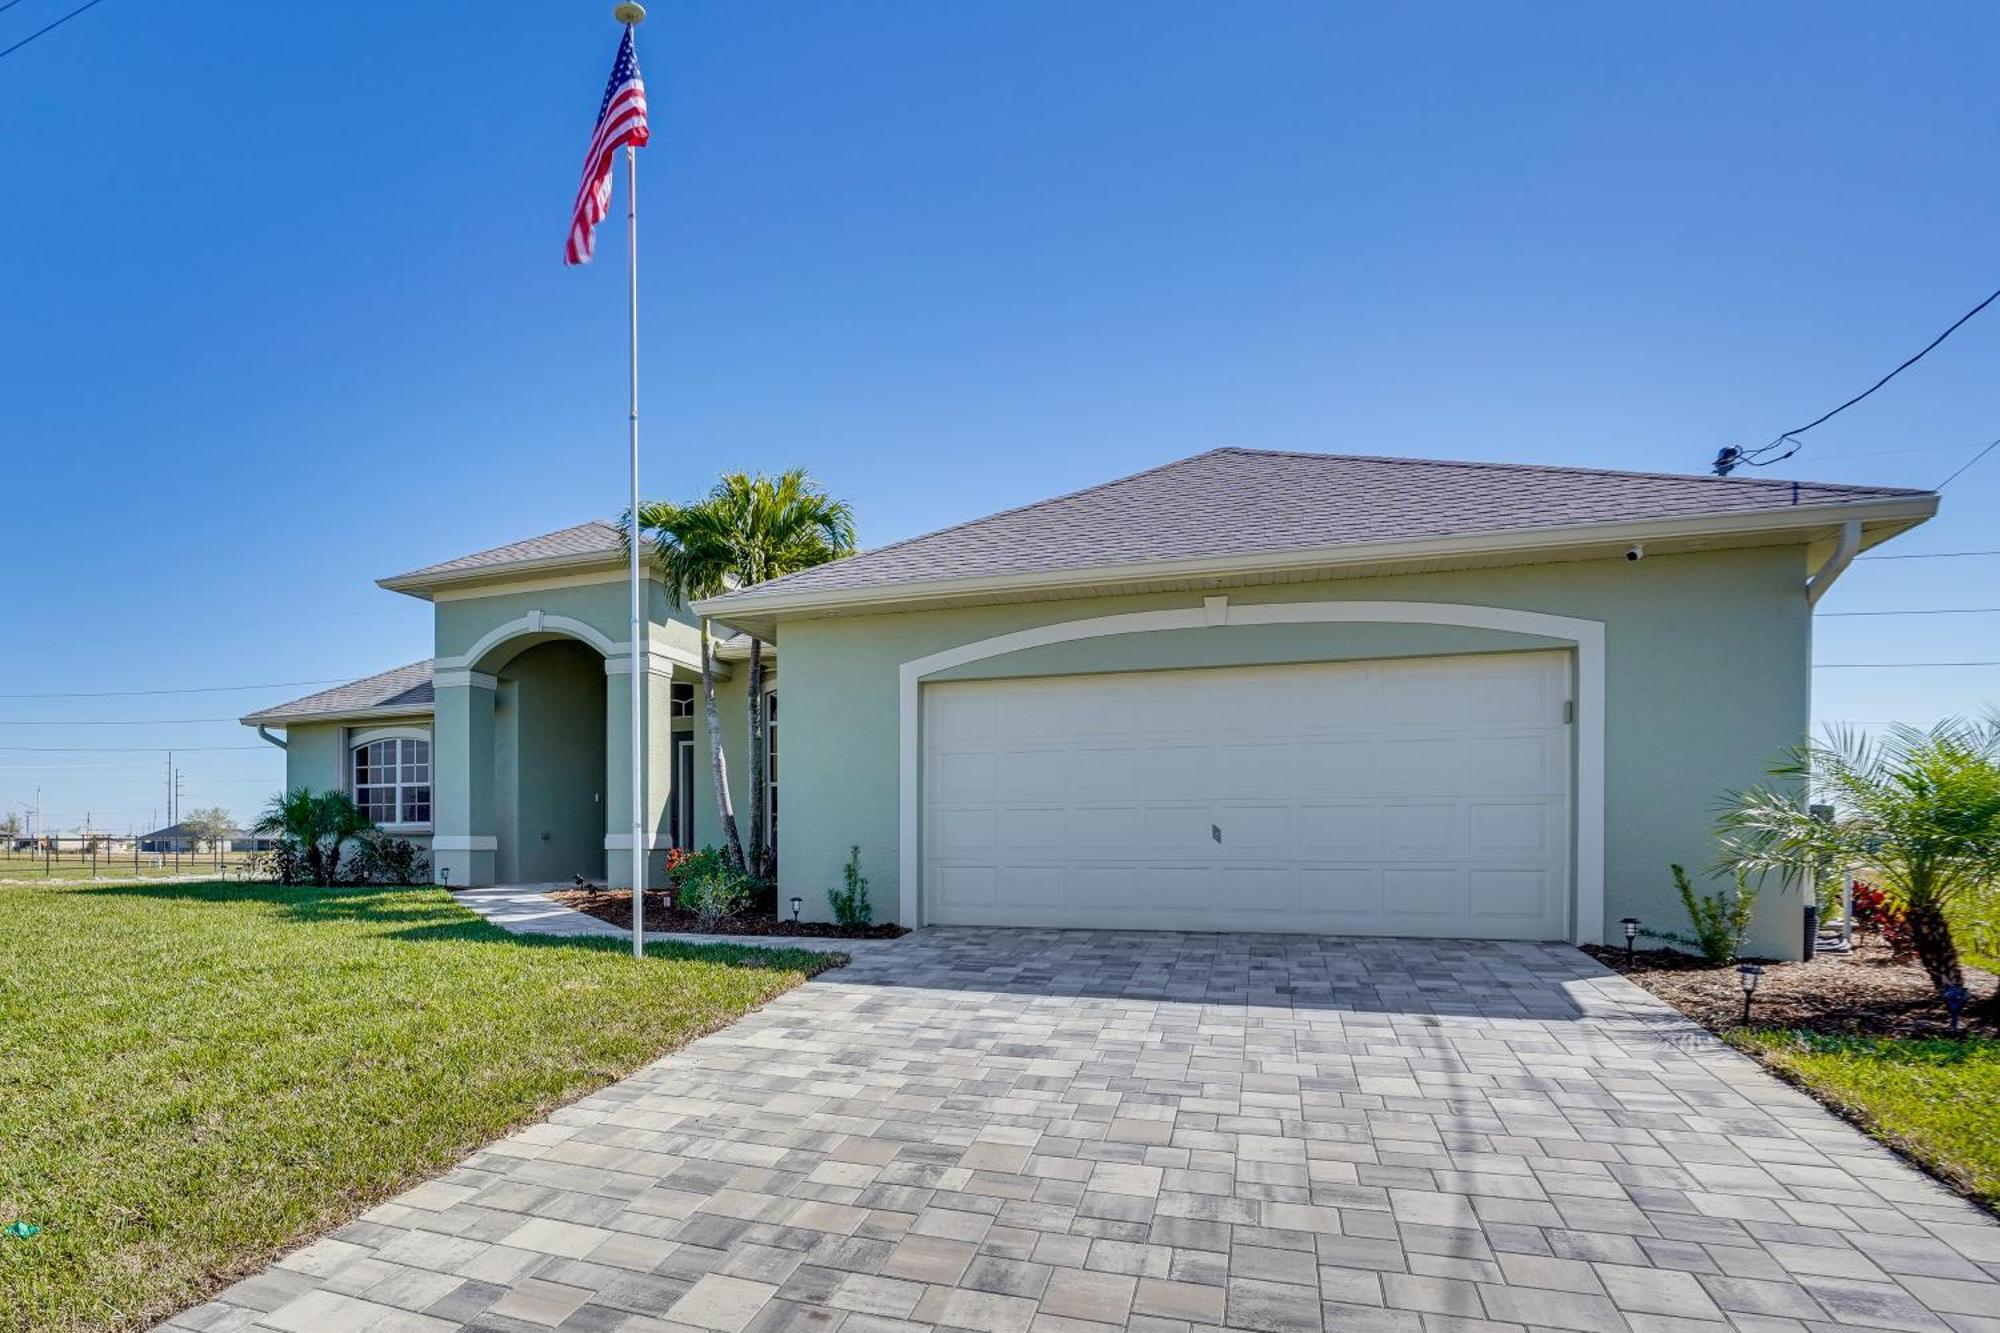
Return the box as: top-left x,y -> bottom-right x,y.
76,879 -> 844,973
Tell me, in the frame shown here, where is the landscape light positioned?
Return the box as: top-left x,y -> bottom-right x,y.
790,896 -> 802,924
1736,963 -> 1763,1025
1944,985 -> 1968,1033
439,867 -> 450,887
1621,917 -> 1640,963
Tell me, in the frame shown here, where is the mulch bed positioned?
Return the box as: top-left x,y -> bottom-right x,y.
549,888 -> 909,939
1583,936 -> 1999,1038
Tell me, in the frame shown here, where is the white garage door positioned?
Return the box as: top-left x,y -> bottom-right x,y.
922,651 -> 1572,938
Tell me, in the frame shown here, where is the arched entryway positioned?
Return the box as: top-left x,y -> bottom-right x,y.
490,638 -> 607,884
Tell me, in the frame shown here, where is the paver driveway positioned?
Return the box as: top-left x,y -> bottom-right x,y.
169,931 -> 2000,1333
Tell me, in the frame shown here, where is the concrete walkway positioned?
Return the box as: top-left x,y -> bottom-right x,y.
167,931 -> 2000,1333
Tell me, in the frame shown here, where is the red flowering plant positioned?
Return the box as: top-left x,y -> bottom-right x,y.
1850,879 -> 1915,961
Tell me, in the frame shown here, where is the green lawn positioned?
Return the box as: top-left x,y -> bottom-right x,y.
0,880 -> 838,1333
1734,1031 -> 2000,1210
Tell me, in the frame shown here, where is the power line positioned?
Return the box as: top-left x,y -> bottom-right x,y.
0,0 -> 111,63
1814,661 -> 2000,669
1856,549 -> 2000,561
0,718 -> 245,727
0,745 -> 270,753
1713,284 -> 2000,474
1817,607 -> 2000,617
1937,436 -> 2000,490
0,677 -> 345,701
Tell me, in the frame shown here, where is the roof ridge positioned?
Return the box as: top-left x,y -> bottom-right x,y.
1207,446 -> 1931,496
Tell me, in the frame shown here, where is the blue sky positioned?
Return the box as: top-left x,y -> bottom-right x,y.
1,1 -> 1995,835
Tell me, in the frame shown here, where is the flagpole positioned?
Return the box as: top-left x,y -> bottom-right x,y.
618,3 -> 646,960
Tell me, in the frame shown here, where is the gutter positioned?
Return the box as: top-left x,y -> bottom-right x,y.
1805,519 -> 1863,606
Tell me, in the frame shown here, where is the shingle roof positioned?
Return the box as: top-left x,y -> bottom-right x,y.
381,520 -> 622,588
706,447 -> 1932,606
242,660 -> 435,725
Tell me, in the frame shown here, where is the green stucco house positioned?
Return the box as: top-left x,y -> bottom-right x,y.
244,448 -> 1936,957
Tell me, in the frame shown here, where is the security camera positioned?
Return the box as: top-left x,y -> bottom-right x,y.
1625,544 -> 1645,562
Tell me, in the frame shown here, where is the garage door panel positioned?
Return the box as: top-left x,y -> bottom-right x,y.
1468,801 -> 1557,854
1382,867 -> 1460,916
1215,741 -> 1293,795
1296,740 -> 1379,791
1135,746 -> 1211,799
1299,866 -> 1382,914
1227,867 -> 1296,913
924,652 -> 1570,938
994,748 -> 1066,798
1466,734 -> 1562,789
1381,802 -> 1464,853
1377,738 -> 1464,791
1299,804 -> 1377,854
1216,804 -> 1292,852
1470,867 -> 1557,918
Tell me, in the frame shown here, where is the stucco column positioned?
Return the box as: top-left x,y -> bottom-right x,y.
603,655 -> 673,887
432,672 -> 497,886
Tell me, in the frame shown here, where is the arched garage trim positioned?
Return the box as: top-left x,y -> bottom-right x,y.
897,599 -> 1606,943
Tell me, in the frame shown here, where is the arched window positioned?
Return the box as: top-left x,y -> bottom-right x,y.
352,734 -> 431,826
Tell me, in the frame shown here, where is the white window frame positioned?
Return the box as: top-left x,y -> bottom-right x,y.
349,725 -> 433,830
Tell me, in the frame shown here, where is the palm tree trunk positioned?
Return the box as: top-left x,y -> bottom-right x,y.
1906,900 -> 1964,993
747,639 -> 766,880
701,620 -> 746,870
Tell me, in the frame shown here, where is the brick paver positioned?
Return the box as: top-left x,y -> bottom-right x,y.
165,930 -> 2000,1332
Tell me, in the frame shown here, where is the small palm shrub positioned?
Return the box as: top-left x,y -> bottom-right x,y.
1673,863 -> 1759,964
1716,718 -> 2000,994
827,846 -> 873,927
253,787 -> 372,887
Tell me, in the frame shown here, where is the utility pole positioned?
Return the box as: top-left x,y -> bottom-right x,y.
166,752 -> 174,829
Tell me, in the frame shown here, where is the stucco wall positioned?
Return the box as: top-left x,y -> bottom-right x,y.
771,546 -> 1813,955
282,722 -> 346,793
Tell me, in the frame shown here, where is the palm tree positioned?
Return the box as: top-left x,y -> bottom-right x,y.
254,786 -> 372,886
1714,717 -> 2000,997
628,496 -> 746,870
706,471 -> 855,879
629,470 -> 855,878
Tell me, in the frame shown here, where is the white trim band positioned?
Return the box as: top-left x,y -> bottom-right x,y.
897,598 -> 1607,945
433,835 -> 498,852
604,834 -> 676,850
434,669 -> 497,690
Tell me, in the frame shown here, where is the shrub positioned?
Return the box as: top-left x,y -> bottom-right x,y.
827,846 -> 873,927
260,839 -> 312,886
678,861 -> 752,928
1674,863 -> 1759,964
347,834 -> 431,886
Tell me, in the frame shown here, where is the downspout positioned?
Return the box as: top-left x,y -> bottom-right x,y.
256,725 -> 288,751
1806,520 -> 1862,605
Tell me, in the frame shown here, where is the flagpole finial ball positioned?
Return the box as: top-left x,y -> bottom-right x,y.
613,2 -> 646,24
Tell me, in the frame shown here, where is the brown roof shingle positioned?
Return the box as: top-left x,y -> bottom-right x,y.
705,447 -> 1930,606
242,660 -> 434,725
382,520 -> 623,588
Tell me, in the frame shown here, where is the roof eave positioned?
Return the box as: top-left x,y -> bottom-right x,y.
377,550 -> 631,600
694,493 -> 1938,627
237,703 -> 436,728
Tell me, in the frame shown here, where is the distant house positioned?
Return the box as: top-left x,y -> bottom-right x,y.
135,822 -> 277,854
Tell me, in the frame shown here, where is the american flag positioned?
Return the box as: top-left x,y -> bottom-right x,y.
565,28 -> 650,266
